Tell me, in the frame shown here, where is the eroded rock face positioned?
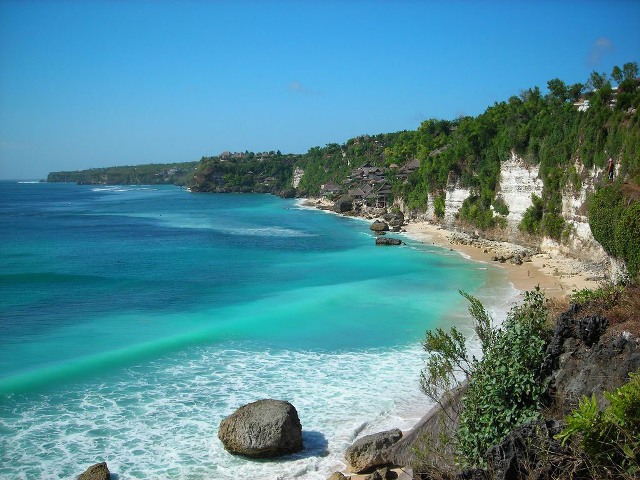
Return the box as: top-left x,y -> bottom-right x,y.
544,305 -> 640,415
345,428 -> 403,473
77,462 -> 110,480
218,399 -> 303,458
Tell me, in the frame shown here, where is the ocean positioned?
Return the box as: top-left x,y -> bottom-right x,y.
0,182 -> 517,479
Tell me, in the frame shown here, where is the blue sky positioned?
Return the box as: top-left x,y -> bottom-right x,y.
1,1 -> 639,179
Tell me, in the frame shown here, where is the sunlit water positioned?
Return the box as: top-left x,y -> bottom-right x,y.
0,182 -> 518,479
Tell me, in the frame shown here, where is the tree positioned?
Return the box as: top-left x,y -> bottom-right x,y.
587,71 -> 611,92
568,82 -> 584,102
622,61 -> 639,82
547,78 -> 568,102
611,65 -> 624,86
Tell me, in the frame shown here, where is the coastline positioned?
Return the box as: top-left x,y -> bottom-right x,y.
402,221 -> 602,301
298,197 -> 603,301
302,196 -> 605,479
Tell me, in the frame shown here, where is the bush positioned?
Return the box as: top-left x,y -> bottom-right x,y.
420,289 -> 550,468
457,289 -> 549,466
519,194 -> 544,234
589,184 -> 640,278
556,370 -> 640,477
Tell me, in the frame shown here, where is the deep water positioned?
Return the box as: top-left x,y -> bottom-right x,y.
0,182 -> 516,479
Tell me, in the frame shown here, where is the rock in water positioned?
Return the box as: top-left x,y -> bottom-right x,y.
77,462 -> 110,480
369,220 -> 389,232
375,237 -> 402,246
345,428 -> 402,473
218,399 -> 303,458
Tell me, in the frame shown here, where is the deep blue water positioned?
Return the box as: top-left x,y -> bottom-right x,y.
0,182 -> 515,479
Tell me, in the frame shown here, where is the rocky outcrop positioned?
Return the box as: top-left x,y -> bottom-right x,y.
334,196 -> 354,213
544,305 -> 640,415
218,399 -> 303,458
388,385 -> 465,472
77,462 -> 110,480
482,419 -> 567,480
383,211 -> 405,228
375,237 -> 402,246
345,428 -> 403,473
370,220 -> 390,232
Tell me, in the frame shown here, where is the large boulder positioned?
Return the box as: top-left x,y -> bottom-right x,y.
370,220 -> 389,232
334,196 -> 354,213
345,428 -> 403,473
375,237 -> 402,246
77,462 -> 110,480
383,211 -> 405,228
218,399 -> 303,458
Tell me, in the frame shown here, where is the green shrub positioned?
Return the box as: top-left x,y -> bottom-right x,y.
420,289 -> 550,468
589,184 -> 640,278
519,194 -> 544,234
456,289 -> 549,467
556,371 -> 640,476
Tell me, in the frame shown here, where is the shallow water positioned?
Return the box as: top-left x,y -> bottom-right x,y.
0,182 -> 517,479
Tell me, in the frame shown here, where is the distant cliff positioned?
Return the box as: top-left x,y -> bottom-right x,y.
47,162 -> 198,186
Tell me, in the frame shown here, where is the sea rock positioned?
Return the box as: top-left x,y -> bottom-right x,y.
327,473 -> 349,480
218,399 -> 303,458
334,196 -> 354,213
370,220 -> 390,232
77,462 -> 110,480
375,237 -> 402,246
345,428 -> 402,473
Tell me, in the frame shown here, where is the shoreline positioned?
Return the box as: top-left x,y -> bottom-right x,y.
401,221 -> 603,301
298,197 -> 604,301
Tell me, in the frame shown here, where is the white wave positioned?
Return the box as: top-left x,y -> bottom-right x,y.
0,343 -> 430,479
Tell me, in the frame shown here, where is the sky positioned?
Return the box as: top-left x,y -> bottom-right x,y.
1,1 -> 639,180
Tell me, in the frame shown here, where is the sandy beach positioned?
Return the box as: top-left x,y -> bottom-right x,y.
300,197 -> 605,301
402,221 -> 603,301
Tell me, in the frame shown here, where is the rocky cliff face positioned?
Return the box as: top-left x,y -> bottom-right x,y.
496,152 -> 543,232
443,173 -> 471,226
430,153 -> 615,275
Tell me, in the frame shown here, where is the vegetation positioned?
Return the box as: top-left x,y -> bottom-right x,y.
46,62 -> 640,273
557,371 -> 640,478
421,288 -> 550,468
47,162 -> 198,186
589,182 -> 640,278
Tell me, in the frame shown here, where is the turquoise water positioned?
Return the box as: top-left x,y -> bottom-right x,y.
0,182 -> 516,479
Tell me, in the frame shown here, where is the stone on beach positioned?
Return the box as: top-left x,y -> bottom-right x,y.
77,462 -> 110,480
345,428 -> 403,473
334,196 -> 354,213
218,399 -> 303,458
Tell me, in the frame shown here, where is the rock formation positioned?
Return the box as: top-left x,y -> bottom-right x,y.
334,196 -> 354,213
218,399 -> 303,458
344,428 -> 403,473
77,462 -> 110,480
375,237 -> 402,246
370,220 -> 390,232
